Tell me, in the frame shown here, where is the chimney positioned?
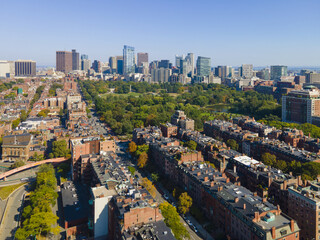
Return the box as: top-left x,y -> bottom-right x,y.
218,186 -> 223,192
254,212 -> 260,222
234,197 -> 239,203
243,203 -> 246,210
226,178 -> 230,183
271,227 -> 276,239
262,197 -> 267,203
233,165 -> 237,173
204,176 -> 208,182
290,219 -> 294,232
197,172 -> 201,176
210,181 -> 214,187
253,192 -> 257,196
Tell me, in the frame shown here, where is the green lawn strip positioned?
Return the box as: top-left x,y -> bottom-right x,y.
0,183 -> 25,200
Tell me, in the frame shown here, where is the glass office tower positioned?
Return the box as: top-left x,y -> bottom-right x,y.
123,45 -> 135,75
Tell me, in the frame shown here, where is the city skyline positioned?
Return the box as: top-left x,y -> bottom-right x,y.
1,0 -> 320,67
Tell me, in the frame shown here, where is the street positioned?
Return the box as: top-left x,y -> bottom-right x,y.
0,185 -> 27,240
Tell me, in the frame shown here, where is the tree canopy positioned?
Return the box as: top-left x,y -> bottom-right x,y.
159,201 -> 190,240
15,164 -> 59,239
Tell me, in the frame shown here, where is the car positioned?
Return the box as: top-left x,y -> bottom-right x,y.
186,220 -> 192,226
20,178 -> 29,181
191,225 -> 198,233
163,194 -> 169,200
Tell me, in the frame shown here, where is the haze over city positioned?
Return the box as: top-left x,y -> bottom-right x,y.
2,0 -> 320,66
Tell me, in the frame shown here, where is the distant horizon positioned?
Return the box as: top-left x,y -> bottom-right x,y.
2,0 -> 320,66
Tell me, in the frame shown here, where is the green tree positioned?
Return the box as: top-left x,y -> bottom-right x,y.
151,173 -> 159,182
20,110 -> 28,122
128,166 -> 136,175
135,144 -> 149,157
178,192 -> 193,215
275,160 -> 287,171
226,139 -> 239,151
10,160 -> 25,169
51,140 -> 70,158
37,109 -> 50,118
12,118 -> 21,129
183,140 -> 197,150
261,153 -> 277,166
159,202 -> 190,240
20,211 -> 59,239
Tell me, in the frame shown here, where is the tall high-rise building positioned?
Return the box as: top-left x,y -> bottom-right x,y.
185,53 -> 194,76
0,61 -> 11,78
151,68 -> 172,83
240,64 -> 253,79
175,55 -> 184,68
81,54 -> 88,60
196,56 -> 211,77
15,60 -> 36,76
270,65 -> 288,80
72,49 -> 79,71
306,72 -> 320,84
137,53 -> 148,67
282,87 -> 320,124
158,60 -> 170,69
81,59 -> 91,72
109,57 -> 117,73
56,51 -> 72,73
180,59 -> 188,75
117,59 -> 123,75
256,68 -> 270,80
123,45 -> 135,75
92,60 -> 101,73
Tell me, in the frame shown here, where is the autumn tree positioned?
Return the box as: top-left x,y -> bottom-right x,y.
128,141 -> 137,154
178,192 -> 193,215
137,152 -> 148,168
140,178 -> 156,198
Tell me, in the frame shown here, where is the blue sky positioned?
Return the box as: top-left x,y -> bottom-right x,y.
1,0 -> 320,67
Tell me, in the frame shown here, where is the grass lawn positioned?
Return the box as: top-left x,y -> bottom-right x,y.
100,92 -> 143,98
0,183 -> 25,200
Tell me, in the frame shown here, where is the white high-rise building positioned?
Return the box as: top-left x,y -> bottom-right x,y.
0,61 -> 11,78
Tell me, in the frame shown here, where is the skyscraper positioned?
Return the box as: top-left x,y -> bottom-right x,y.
81,54 -> 88,60
151,68 -> 172,83
72,49 -> 79,71
117,59 -> 123,75
158,60 -> 170,69
56,51 -> 72,73
92,60 -> 101,73
109,57 -> 117,74
240,64 -> 253,79
123,45 -> 135,75
175,55 -> 184,68
180,59 -> 188,75
196,56 -> 211,77
81,59 -> 91,71
14,60 -> 36,76
270,65 -> 288,80
185,53 -> 194,76
137,53 -> 148,67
